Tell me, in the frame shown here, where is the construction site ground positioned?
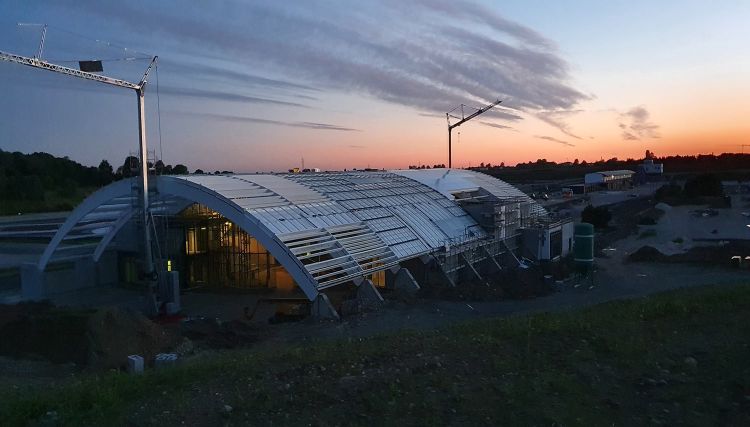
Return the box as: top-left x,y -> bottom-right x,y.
1,194 -> 749,424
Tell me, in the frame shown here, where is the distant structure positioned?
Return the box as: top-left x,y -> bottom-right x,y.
584,170 -> 635,192
635,158 -> 664,184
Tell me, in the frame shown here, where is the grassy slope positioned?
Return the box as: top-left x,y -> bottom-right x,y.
2,284 -> 749,426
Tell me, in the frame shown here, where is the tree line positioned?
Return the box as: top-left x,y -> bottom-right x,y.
0,150 -> 191,212
476,152 -> 750,182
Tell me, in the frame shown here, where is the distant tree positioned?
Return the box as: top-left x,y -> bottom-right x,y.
194,169 -> 204,174
59,178 -> 77,198
172,164 -> 189,175
581,205 -> 612,229
97,160 -> 113,185
164,164 -> 173,175
655,183 -> 683,201
120,156 -> 139,178
154,160 -> 165,175
684,174 -> 723,197
214,170 -> 221,175
573,158 -> 579,166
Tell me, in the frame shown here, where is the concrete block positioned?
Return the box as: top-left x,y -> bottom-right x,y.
20,263 -> 45,301
154,353 -> 178,369
356,279 -> 384,310
127,355 -> 144,374
311,293 -> 340,320
391,268 -> 420,302
74,257 -> 96,290
158,270 -> 180,307
165,302 -> 180,315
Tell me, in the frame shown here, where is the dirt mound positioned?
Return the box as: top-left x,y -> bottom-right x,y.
0,304 -> 179,369
629,242 -> 750,266
87,308 -> 180,370
628,246 -> 668,263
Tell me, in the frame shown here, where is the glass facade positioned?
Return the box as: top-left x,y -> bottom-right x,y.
178,204 -> 296,291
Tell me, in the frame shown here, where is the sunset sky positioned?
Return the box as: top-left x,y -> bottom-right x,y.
1,1 -> 748,172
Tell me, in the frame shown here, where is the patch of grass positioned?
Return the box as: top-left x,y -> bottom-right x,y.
1,284 -> 749,426
638,229 -> 657,239
673,237 -> 684,244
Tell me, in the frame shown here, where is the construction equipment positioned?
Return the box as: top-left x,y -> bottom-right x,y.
1,26 -> 160,312
446,99 -> 502,168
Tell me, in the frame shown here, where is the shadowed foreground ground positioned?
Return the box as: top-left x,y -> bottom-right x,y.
1,283 -> 749,426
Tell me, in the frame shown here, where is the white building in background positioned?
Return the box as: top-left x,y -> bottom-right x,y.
584,170 -> 635,191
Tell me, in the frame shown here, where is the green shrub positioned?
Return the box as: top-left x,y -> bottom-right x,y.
581,204 -> 612,229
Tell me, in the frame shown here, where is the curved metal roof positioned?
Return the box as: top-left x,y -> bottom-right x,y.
36,170 -> 543,300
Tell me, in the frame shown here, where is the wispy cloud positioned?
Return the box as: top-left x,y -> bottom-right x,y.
157,86 -> 309,108
535,110 -> 583,139
163,59 -> 319,93
173,111 -> 360,132
618,106 -> 660,140
480,121 -> 517,131
535,135 -> 575,147
56,0 -> 588,117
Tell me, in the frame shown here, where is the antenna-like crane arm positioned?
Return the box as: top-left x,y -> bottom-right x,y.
138,56 -> 158,89
448,99 -> 502,130
0,50 -> 140,90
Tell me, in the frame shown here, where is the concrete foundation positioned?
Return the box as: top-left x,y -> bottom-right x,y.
311,293 -> 340,320
159,271 -> 181,312
386,267 -> 420,302
17,251 -> 119,302
20,263 -> 45,301
357,279 -> 384,310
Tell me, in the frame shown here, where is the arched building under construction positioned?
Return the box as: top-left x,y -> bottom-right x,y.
13,169 -> 573,317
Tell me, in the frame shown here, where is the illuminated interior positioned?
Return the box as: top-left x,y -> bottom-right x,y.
178,204 -> 296,291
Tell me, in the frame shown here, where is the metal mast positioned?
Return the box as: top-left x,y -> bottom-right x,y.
446,99 -> 502,168
1,43 -> 159,299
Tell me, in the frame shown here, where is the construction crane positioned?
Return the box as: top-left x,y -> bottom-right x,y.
446,99 -> 502,168
0,29 -> 159,308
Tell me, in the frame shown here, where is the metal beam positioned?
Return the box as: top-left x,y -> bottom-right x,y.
0,50 -> 140,90
446,99 -> 502,168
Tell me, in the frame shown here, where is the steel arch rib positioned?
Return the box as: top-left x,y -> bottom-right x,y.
92,207 -> 134,262
39,176 -> 320,301
157,176 -> 320,300
37,178 -> 135,270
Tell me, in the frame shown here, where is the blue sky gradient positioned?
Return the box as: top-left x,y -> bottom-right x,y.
1,1 -> 747,170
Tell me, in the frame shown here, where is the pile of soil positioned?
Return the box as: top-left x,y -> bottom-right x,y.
628,246 -> 669,263
87,307 -> 181,369
628,242 -> 750,266
0,303 -> 180,370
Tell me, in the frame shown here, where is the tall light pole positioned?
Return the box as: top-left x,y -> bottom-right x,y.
446,99 -> 502,168
1,37 -> 159,301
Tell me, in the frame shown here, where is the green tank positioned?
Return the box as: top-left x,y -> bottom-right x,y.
574,222 -> 594,272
